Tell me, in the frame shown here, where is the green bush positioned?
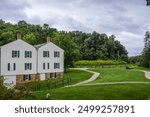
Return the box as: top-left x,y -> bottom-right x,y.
0,77 -> 31,100
75,60 -> 127,67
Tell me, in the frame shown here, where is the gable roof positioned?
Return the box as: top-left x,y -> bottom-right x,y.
34,42 -> 64,51
34,43 -> 46,49
0,39 -> 36,49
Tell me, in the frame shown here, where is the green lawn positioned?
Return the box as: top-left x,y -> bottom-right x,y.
24,67 -> 150,100
30,84 -> 150,100
89,68 -> 150,83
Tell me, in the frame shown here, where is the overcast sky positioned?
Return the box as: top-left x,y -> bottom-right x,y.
0,0 -> 149,56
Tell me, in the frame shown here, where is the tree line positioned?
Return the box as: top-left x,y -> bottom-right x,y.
0,19 -> 128,68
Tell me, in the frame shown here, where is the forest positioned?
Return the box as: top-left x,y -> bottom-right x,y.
0,19 -> 129,67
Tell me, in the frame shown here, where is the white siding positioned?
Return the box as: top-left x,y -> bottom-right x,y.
37,42 -> 64,74
0,39 -> 37,76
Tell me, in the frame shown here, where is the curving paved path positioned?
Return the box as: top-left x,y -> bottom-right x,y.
138,70 -> 150,79
73,82 -> 150,87
69,68 -> 100,86
66,68 -> 150,87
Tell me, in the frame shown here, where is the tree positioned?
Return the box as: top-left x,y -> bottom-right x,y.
142,31 -> 150,69
0,19 -> 128,62
0,31 -> 15,45
53,32 -> 80,70
23,33 -> 37,45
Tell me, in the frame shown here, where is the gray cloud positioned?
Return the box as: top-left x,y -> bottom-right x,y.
0,0 -> 149,56
0,0 -> 30,21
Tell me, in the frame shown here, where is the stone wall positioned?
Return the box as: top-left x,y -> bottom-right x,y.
16,74 -> 39,84
56,72 -> 64,78
45,73 -> 50,80
16,72 -> 64,84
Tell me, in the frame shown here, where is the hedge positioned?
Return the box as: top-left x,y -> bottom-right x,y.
75,60 -> 127,66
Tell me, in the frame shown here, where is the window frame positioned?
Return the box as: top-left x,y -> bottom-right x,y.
43,51 -> 49,57
25,63 -> 32,70
50,73 -> 56,78
25,51 -> 32,58
54,51 -> 60,58
12,50 -> 20,58
23,74 -> 31,81
54,63 -> 60,69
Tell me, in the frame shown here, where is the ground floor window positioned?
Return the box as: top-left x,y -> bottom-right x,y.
23,74 -> 31,81
50,73 -> 56,78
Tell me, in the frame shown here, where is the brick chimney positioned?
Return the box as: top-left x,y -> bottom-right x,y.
16,33 -> 21,40
47,36 -> 51,43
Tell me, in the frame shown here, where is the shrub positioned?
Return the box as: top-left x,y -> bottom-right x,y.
75,60 -> 127,67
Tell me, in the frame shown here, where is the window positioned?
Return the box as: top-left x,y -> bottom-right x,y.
43,63 -> 45,70
50,73 -> 56,78
13,63 -> 16,70
8,63 -> 10,71
54,63 -> 60,69
25,51 -> 32,58
8,63 -> 16,71
43,51 -> 49,57
54,51 -> 60,57
23,74 -> 31,81
47,63 -> 50,69
12,50 -> 20,58
25,63 -> 32,70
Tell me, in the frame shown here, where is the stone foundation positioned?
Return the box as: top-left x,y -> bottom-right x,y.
16,72 -> 64,84
56,72 -> 64,78
16,74 -> 39,84
45,73 -> 50,80
16,75 -> 24,83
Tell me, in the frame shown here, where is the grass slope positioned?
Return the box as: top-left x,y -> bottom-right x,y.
31,84 -> 150,100
89,68 -> 150,83
25,67 -> 150,100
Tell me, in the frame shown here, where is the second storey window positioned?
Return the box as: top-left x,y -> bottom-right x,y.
54,51 -> 60,57
54,63 -> 60,69
43,51 -> 49,57
12,50 -> 20,58
25,63 -> 32,70
25,51 -> 32,58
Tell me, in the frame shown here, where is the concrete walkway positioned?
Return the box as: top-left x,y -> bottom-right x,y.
69,68 -> 100,86
74,81 -> 150,87
138,70 -> 150,79
66,68 -> 150,88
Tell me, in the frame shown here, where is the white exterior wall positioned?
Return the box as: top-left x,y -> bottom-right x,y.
37,42 -> 64,74
0,39 -> 37,76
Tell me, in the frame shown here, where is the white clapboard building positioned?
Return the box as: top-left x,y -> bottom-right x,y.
35,37 -> 64,81
0,34 -> 64,88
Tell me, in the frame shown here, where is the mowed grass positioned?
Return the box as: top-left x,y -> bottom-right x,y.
89,68 -> 150,83
25,67 -> 150,100
31,84 -> 150,100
